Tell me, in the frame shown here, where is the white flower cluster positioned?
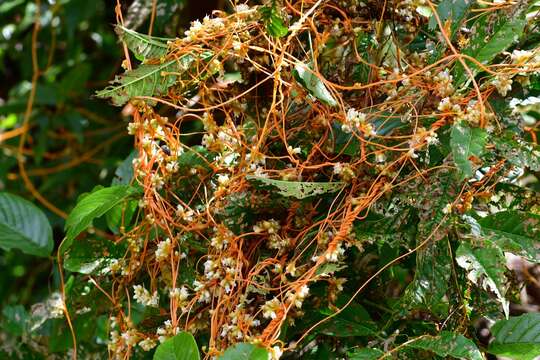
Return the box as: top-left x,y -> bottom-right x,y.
193,280 -> 212,303
253,219 -> 290,252
510,49 -> 540,66
325,242 -> 345,262
133,285 -> 159,307
342,108 -> 376,136
407,127 -> 439,159
169,286 -> 189,302
493,74 -> 513,96
286,284 -> 310,309
155,237 -> 172,262
433,69 -> 455,97
138,337 -> 157,351
333,162 -> 355,182
184,16 -> 226,42
47,292 -> 65,319
202,256 -> 239,294
156,320 -> 180,343
130,117 -> 183,193
210,226 -> 234,250
176,203 -> 196,223
437,97 -> 461,114
262,298 -> 281,319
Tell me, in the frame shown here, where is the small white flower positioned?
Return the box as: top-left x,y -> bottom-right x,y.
493,75 -> 512,97
155,238 -> 172,262
217,173 -> 230,185
262,298 -> 281,319
325,243 -> 345,262
169,286 -> 189,301
121,329 -> 139,347
138,337 -> 157,351
133,285 -> 159,307
442,203 -> 452,214
287,145 -> 302,155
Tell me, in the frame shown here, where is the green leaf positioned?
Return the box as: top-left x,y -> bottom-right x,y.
0,192 -> 53,257
63,237 -> 127,274
95,60 -> 181,106
478,211 -> 540,262
456,242 -> 509,316
246,176 -> 344,199
112,150 -> 137,185
428,0 -> 472,38
404,331 -> 483,360
105,199 -> 138,234
218,343 -> 269,360
450,122 -> 488,178
401,239 -> 452,315
260,3 -> 288,38
454,15 -> 526,85
1,305 -> 28,336
63,185 -> 141,253
489,313 -> 540,360
96,51 -> 214,106
316,298 -> 376,338
348,348 -> 384,360
153,331 -> 200,360
116,25 -> 171,61
294,63 -> 338,107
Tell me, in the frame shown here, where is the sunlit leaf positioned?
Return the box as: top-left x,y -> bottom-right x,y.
478,211 -> 540,262
116,25 -> 171,61
153,331 -> 200,360
456,242 -> 509,316
450,122 -> 488,178
247,176 -> 344,199
63,185 -> 141,253
404,331 -> 483,360
294,63 -> 338,107
218,343 -> 269,360
454,14 -> 526,85
489,313 -> 540,360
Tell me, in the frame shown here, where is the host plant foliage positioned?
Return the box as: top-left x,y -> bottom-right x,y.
2,0 -> 540,359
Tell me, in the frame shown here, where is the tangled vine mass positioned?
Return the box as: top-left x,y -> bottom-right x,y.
12,0 -> 540,359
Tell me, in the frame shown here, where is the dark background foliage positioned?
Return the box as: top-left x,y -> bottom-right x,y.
0,0 -> 222,339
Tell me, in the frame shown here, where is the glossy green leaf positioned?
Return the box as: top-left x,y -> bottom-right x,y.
247,176 -> 344,199
63,185 -> 141,253
456,242 -> 509,316
404,331 -> 483,360
450,122 -> 487,178
153,331 -> 200,360
218,343 -> 269,360
105,199 -> 138,234
294,63 -> 338,107
0,192 -> 53,257
455,15 -> 526,85
116,25 -> 171,60
478,211 -> 540,262
489,313 -> 540,360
